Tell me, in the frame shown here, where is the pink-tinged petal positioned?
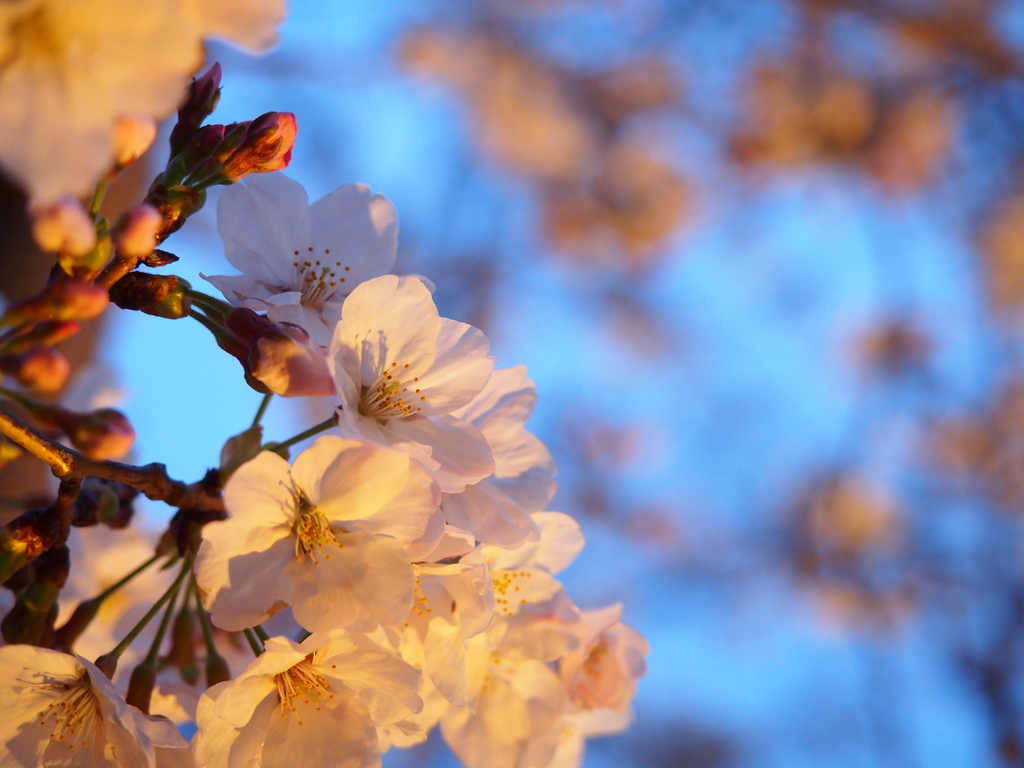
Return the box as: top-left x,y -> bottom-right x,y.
225,693 -> 279,768
201,272 -> 279,309
218,173 -> 312,288
413,318 -> 493,415
130,710 -> 190,749
443,481 -> 540,549
488,512 -> 584,575
221,450 -> 298,536
452,366 -> 534,427
389,414 -> 494,494
310,184 -> 397,292
290,530 -> 415,631
441,673 -> 532,768
199,0 -> 286,51
292,438 -> 419,525
418,525 -> 476,562
200,534 -> 297,632
489,461 -> 556,519
334,275 -> 441,384
423,616 -> 469,706
266,302 -> 335,348
315,631 -> 422,724
261,690 -> 379,768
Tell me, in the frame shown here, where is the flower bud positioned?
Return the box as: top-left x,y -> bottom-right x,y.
165,602 -> 198,682
53,595 -> 101,652
26,401 -> 136,460
30,196 -> 97,256
205,652 -> 231,687
216,112 -> 297,184
68,408 -> 136,460
2,320 -> 80,354
0,348 -> 70,393
125,659 -> 157,714
0,507 -> 62,584
144,184 -> 206,243
69,477 -> 122,527
114,204 -> 163,257
110,273 -> 192,319
113,115 -> 157,166
219,425 -> 263,484
250,322 -> 335,397
169,63 -> 223,158
1,544 -> 68,646
3,279 -> 109,325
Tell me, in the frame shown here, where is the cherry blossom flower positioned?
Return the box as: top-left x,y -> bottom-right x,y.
464,512 -> 585,619
440,629 -> 568,768
329,274 -> 496,493
193,631 -> 422,768
194,436 -> 444,632
205,173 -> 398,345
443,366 -> 556,547
534,709 -> 633,768
0,0 -> 285,206
0,644 -> 189,768
557,604 -> 648,712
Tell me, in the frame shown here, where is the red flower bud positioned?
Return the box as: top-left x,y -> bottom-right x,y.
169,63 -> 223,157
0,348 -> 71,393
30,196 -> 96,256
216,112 -> 297,184
2,320 -> 80,354
25,402 -> 135,460
250,323 -> 335,398
3,279 -> 109,325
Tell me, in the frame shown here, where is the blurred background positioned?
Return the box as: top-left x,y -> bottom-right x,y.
7,0 -> 1024,765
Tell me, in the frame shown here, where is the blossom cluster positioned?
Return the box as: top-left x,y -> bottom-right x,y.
0,5 -> 646,768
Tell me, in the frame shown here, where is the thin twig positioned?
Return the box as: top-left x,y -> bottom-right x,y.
0,405 -> 222,512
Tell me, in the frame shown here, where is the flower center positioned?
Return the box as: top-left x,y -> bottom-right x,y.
289,251 -> 349,308
492,569 -> 532,616
291,499 -> 342,566
275,657 -> 335,723
36,675 -> 101,752
358,362 -> 427,424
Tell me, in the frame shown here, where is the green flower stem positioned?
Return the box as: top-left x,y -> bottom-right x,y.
88,175 -> 112,219
193,577 -> 218,657
266,416 -> 336,456
243,628 -> 264,657
102,557 -> 191,664
252,393 -> 273,428
183,288 -> 234,315
142,572 -> 182,666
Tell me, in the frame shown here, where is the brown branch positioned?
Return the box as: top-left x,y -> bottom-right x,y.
0,406 -> 222,512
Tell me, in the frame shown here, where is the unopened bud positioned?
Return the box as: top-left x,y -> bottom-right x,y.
110,273 -> 192,319
3,279 -> 108,325
114,204 -> 163,257
1,544 -> 68,646
165,603 -> 196,670
0,507 -> 61,584
94,652 -> 118,679
216,112 -> 297,184
53,596 -> 101,652
142,249 -> 179,268
250,323 -> 335,397
144,184 -> 206,243
125,659 -> 157,713
2,320 -> 80,354
70,477 -> 122,527
30,196 -> 97,256
219,425 -> 263,484
27,402 -> 136,460
206,652 -> 231,686
0,348 -> 70,393
113,115 -> 157,166
169,63 -> 222,157
69,408 -> 136,460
